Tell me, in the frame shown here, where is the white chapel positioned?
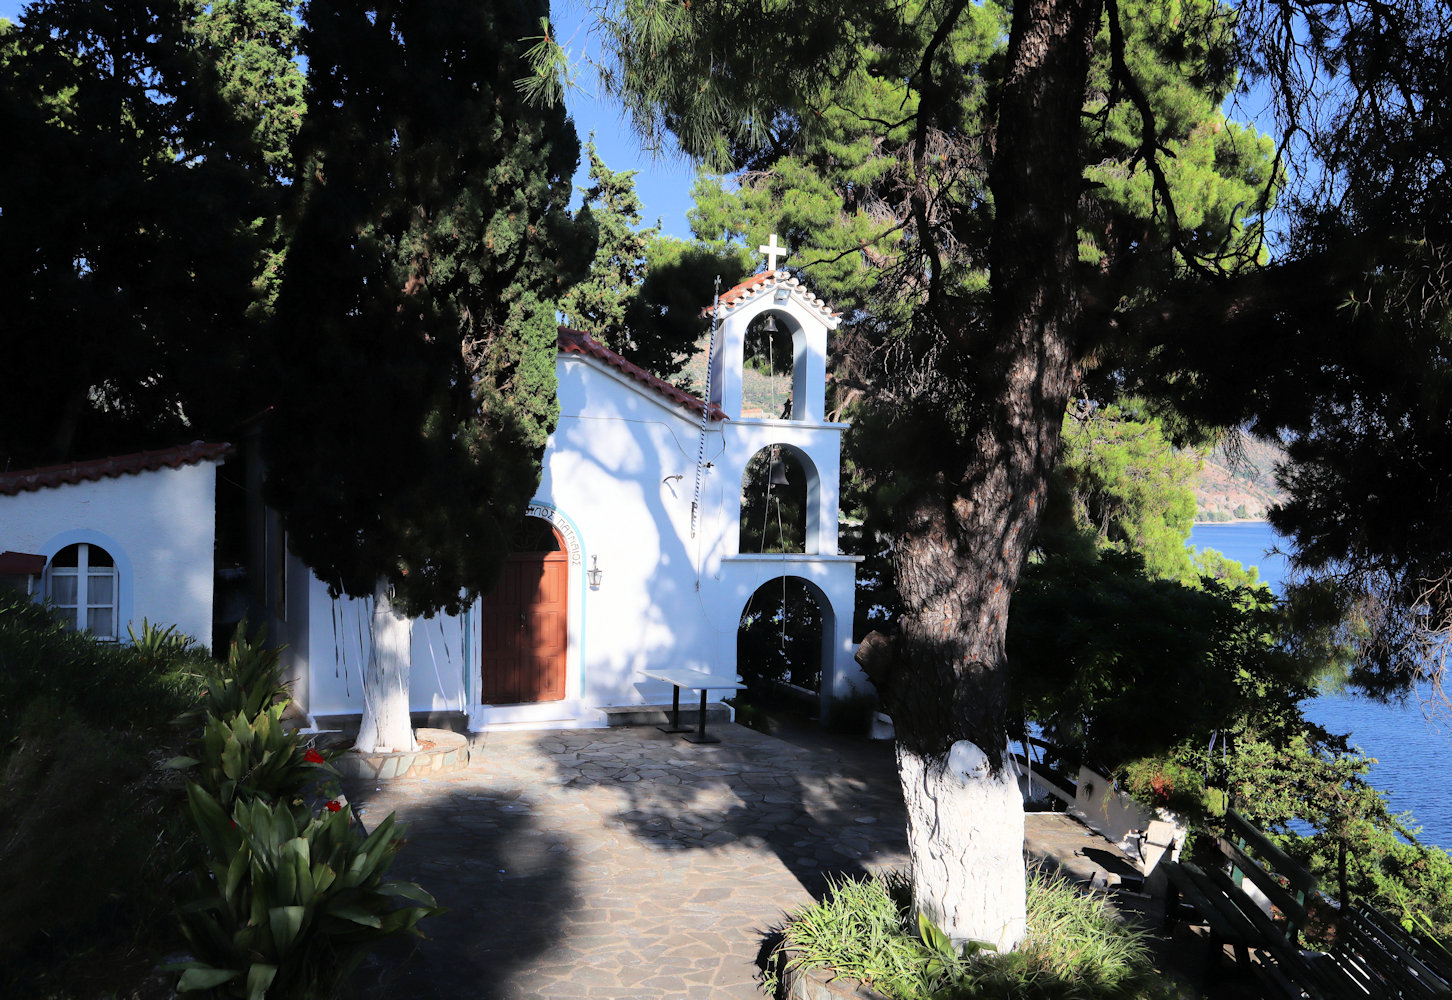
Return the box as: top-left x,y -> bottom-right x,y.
0,242 -> 869,732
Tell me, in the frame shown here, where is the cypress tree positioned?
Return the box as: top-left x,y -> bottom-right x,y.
264,0 -> 592,748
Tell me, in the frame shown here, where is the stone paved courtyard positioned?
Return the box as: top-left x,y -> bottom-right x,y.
345,722 -> 911,999
344,721 -> 1148,1000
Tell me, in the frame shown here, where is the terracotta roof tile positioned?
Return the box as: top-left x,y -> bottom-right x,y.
0,441 -> 235,497
702,269 -> 842,328
557,328 -> 726,422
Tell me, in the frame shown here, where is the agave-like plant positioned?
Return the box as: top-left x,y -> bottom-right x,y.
171,625 -> 436,998
174,786 -> 439,999
172,703 -> 335,812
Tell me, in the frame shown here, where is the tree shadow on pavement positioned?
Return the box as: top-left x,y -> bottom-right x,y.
345,784 -> 578,1000
539,721 -> 908,901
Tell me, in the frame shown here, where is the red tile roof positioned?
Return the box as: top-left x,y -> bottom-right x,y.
715,270 -> 779,310
702,269 -> 842,327
557,328 -> 727,422
0,551 -> 46,574
0,441 -> 235,497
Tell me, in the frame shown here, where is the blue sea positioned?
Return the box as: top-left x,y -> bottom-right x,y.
1189,522 -> 1452,849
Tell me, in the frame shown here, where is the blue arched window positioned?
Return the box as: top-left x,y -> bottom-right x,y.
48,542 -> 119,640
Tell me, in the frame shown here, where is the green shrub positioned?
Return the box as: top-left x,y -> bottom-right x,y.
171,635 -> 337,811
0,589 -> 203,748
774,873 -> 935,998
0,595 -> 208,994
172,627 -> 437,998
129,617 -> 202,671
772,868 -> 1179,1000
1008,868 -> 1173,997
0,705 -> 188,970
1119,756 -> 1211,821
189,624 -> 293,726
174,786 -> 439,999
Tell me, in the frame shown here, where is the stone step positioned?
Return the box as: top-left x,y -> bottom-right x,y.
598,702 -> 733,728
469,717 -> 607,737
331,727 -> 470,782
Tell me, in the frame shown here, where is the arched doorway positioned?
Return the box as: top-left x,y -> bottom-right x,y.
479,518 -> 567,704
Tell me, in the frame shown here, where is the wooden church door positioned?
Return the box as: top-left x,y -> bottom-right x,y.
479,521 -> 567,704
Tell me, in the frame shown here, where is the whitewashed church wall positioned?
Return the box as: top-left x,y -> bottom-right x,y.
545,357 -> 738,708
302,576 -> 469,718
720,417 -> 848,556
713,554 -> 869,709
408,612 -> 469,713
304,579 -> 366,716
1,461 -> 219,648
297,340 -> 861,726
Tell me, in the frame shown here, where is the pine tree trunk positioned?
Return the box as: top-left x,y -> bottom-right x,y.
877,0 -> 1103,951
899,742 -> 1027,951
356,579 -> 417,753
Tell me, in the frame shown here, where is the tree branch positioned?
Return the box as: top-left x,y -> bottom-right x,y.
907,0 -> 970,308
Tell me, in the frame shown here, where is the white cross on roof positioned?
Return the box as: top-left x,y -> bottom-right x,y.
758,233 -> 787,271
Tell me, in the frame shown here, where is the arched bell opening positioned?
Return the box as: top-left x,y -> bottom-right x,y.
737,575 -> 832,701
739,443 -> 820,554
741,309 -> 802,420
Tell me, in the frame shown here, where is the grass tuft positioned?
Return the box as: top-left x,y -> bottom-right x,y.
771,866 -> 1182,1000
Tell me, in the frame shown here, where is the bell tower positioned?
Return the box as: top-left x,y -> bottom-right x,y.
702,237 -> 869,717
707,238 -> 839,424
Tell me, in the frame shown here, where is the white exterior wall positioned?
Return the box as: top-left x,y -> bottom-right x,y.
299,273 -> 865,729
303,577 -> 471,720
0,462 -> 220,647
542,355 -> 732,716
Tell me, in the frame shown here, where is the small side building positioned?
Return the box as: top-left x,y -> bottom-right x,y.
0,442 -> 231,648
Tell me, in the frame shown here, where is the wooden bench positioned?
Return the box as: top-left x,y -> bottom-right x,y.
1162,809 -> 1341,998
1162,810 -> 1452,999
1331,903 -> 1452,999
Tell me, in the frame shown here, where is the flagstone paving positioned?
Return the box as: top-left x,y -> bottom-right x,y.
343,722 -> 1149,1000
345,722 -> 911,1000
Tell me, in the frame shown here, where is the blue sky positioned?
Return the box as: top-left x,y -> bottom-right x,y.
0,1 -> 701,237
551,1 -> 700,238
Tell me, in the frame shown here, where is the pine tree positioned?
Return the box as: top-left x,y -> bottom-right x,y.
560,140 -> 658,347
601,0 -> 1276,947
0,0 -> 295,466
560,143 -> 751,383
264,0 -> 592,751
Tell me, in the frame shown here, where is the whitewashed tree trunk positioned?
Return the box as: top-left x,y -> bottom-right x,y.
898,741 -> 1027,953
356,579 -> 418,753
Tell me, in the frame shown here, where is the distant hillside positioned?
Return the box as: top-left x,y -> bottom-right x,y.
681,335 -> 793,417
1189,435 -> 1288,521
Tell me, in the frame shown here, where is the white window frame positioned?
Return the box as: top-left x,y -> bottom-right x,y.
48,543 -> 119,641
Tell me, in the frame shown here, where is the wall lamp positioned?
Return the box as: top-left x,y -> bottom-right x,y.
588,555 -> 603,589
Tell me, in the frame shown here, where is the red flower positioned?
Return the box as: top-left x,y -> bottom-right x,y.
325,800 -> 342,812
304,749 -> 326,764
